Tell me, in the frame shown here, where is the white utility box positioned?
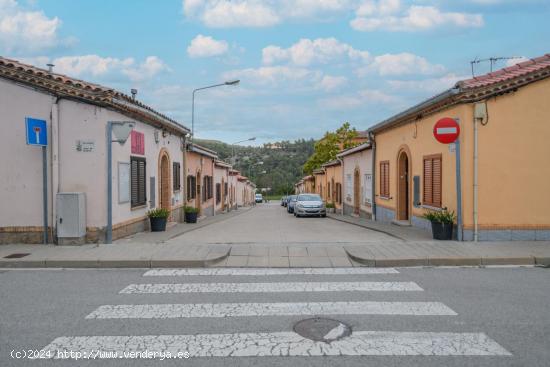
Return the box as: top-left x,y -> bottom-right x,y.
56,192 -> 86,241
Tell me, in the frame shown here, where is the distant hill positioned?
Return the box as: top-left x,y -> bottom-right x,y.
194,138 -> 315,195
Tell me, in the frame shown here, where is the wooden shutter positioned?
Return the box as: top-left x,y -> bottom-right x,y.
131,156 -> 146,207
173,163 -> 180,191
380,161 -> 390,198
216,183 -> 221,204
423,155 -> 442,207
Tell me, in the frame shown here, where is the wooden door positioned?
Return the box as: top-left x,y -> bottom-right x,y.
398,152 -> 409,220
353,168 -> 360,215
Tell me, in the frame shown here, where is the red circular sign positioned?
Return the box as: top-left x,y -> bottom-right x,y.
433,118 -> 460,144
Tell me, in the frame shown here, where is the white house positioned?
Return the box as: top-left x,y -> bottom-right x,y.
0,57 -> 190,244
337,143 -> 373,219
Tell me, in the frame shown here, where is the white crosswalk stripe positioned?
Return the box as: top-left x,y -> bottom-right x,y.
120,281 -> 423,294
41,266 -> 512,360
86,301 -> 457,319
143,268 -> 400,276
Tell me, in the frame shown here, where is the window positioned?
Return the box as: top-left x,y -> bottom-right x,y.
186,175 -> 196,200
423,155 -> 442,207
203,176 -> 213,202
130,156 -> 146,207
173,162 -> 181,191
335,183 -> 342,204
346,174 -> 352,201
224,182 -> 228,197
364,174 -> 372,204
216,183 -> 221,204
380,161 -> 390,198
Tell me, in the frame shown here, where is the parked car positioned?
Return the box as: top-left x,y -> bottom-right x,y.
281,196 -> 286,206
283,196 -> 289,207
294,194 -> 326,218
286,195 -> 297,213
255,193 -> 263,203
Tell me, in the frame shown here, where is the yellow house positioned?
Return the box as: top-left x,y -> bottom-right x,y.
322,160 -> 343,214
370,54 -> 550,241
313,169 -> 326,200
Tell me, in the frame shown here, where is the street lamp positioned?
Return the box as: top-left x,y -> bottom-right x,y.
191,80 -> 240,146
231,137 -> 256,165
248,161 -> 263,178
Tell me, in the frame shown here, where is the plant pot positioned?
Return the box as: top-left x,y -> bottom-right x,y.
185,211 -> 198,223
430,221 -> 453,240
150,217 -> 167,232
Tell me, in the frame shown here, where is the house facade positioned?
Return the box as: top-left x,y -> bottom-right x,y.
370,54 -> 550,241
337,143 -> 373,218
185,144 -> 217,218
0,57 -> 189,244
313,169 -> 326,200
214,160 -> 231,214
322,160 -> 343,214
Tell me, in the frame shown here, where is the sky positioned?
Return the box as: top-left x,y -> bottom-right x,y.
1,0 -> 549,145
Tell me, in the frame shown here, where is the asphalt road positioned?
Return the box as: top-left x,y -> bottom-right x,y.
167,202 -> 396,246
1,266 -> 549,366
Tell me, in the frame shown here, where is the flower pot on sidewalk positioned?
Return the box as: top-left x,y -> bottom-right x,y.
423,209 -> 456,241
184,206 -> 199,223
147,208 -> 170,232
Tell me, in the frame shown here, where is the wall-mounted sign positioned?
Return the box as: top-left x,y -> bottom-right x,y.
131,131 -> 145,155
76,140 -> 95,152
25,117 -> 47,146
433,117 -> 460,144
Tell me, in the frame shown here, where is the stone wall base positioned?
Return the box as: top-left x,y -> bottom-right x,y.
343,204 -> 372,219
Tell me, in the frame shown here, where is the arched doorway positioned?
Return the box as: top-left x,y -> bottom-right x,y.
196,171 -> 202,215
397,150 -> 410,221
158,150 -> 171,215
353,168 -> 360,215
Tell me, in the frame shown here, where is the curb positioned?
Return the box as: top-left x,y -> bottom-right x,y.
345,248 -> 543,268
0,248 -> 231,269
327,215 -> 406,241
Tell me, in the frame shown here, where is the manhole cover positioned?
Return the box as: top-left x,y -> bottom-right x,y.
293,318 -> 352,342
3,253 -> 30,259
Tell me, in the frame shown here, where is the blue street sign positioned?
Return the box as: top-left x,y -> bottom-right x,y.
26,117 -> 47,146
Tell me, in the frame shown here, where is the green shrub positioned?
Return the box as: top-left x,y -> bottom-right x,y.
147,208 -> 170,218
423,209 -> 455,224
325,202 -> 335,209
184,206 -> 199,214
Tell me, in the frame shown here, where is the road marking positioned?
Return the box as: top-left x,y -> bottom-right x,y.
143,268 -> 399,276
120,281 -> 423,294
42,331 -> 511,357
86,301 -> 456,319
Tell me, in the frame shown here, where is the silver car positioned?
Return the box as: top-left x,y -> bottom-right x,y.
294,194 -> 326,218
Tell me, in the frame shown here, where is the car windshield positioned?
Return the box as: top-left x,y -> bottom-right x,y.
289,195 -> 297,201
297,195 -> 321,201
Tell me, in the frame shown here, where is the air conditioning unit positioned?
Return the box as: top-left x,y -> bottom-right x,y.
56,192 -> 86,244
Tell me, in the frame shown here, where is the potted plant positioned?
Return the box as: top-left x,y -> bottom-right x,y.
325,202 -> 335,213
147,208 -> 170,232
184,206 -> 199,223
423,209 -> 455,240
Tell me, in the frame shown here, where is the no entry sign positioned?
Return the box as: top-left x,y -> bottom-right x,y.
433,117 -> 460,144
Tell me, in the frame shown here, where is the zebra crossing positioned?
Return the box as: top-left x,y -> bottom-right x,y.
41,267 -> 512,360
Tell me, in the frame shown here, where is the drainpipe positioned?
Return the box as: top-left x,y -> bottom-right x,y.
50,97 -> 61,244
212,158 -> 216,217
369,132 -> 377,221
473,115 -> 479,242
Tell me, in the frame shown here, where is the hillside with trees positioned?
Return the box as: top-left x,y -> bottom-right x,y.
194,138 -> 315,196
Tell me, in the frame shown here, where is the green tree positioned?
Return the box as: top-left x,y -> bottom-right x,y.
303,122 -> 359,175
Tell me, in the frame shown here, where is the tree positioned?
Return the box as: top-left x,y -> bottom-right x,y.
303,122 -> 359,175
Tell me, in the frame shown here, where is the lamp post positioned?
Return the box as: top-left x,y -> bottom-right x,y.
248,161 -> 263,179
191,80 -> 240,146
231,137 -> 256,166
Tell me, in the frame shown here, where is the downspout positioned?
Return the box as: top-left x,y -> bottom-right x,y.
50,96 -> 61,244
369,132 -> 377,221
212,158 -> 215,217
473,113 -> 479,242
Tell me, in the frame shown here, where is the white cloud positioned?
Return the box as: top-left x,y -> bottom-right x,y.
357,52 -> 446,76
319,88 -> 399,109
0,0 -> 68,54
29,55 -> 169,82
351,2 -> 484,32
262,38 -> 369,66
318,75 -> 348,91
187,34 -> 229,57
223,65 -> 322,86
387,73 -> 466,93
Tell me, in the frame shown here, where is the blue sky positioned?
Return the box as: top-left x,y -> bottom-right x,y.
1,0 -> 549,145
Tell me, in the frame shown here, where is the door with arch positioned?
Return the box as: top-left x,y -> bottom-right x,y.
159,151 -> 171,216
397,150 -> 410,221
353,168 -> 360,215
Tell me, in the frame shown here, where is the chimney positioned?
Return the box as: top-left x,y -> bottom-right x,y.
131,88 -> 137,99
46,63 -> 54,73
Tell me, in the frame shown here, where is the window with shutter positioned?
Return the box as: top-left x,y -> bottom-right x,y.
423,154 -> 442,207
172,162 -> 181,191
380,161 -> 390,198
130,156 -> 146,207
186,175 -> 196,200
216,183 -> 221,204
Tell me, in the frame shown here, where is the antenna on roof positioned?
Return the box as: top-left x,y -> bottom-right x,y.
470,56 -> 524,78
131,88 -> 137,99
46,63 -> 54,73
